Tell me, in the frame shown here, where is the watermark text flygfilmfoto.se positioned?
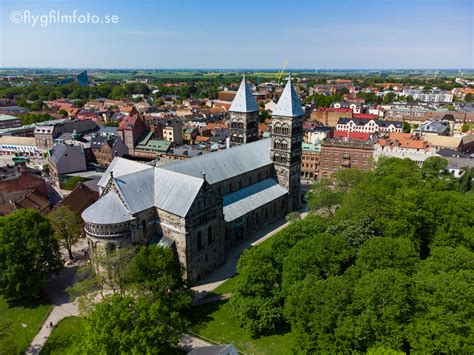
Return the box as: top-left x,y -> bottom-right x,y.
10,10 -> 119,27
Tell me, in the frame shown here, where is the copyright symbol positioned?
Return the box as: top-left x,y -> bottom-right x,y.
10,11 -> 23,24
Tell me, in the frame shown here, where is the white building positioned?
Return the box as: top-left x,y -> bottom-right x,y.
402,89 -> 453,103
336,118 -> 403,134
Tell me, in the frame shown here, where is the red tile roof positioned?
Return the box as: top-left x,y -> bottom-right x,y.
353,113 -> 378,119
118,114 -> 140,130
333,130 -> 370,141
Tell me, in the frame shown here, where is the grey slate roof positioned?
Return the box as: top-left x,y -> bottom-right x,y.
189,345 -> 238,355
49,144 -> 87,175
223,178 -> 287,222
114,168 -> 155,214
88,160 -> 204,220
82,191 -> 133,224
418,120 -> 449,134
272,77 -> 305,117
162,139 -> 272,185
154,169 -> 204,217
98,157 -> 153,188
229,77 -> 259,113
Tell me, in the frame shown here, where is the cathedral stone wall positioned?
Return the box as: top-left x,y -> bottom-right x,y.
184,185 -> 224,282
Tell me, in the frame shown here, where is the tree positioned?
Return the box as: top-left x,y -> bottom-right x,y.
29,100 -> 44,111
354,237 -> 418,275
58,109 -> 68,117
127,245 -> 191,305
459,168 -> 473,192
406,247 -> 474,353
282,233 -> 354,294
338,269 -> 412,352
421,156 -> 448,179
63,176 -> 85,190
307,178 -> 341,215
383,92 -> 396,104
285,275 -> 353,353
73,245 -> 190,353
76,294 -> 186,354
402,121 -> 411,133
230,247 -> 287,337
0,209 -> 62,299
48,206 -> 83,260
465,93 -> 473,102
461,122 -> 471,132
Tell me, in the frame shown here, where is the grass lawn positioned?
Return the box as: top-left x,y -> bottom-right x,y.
190,237 -> 293,355
0,295 -> 52,354
41,317 -> 85,354
189,296 -> 293,355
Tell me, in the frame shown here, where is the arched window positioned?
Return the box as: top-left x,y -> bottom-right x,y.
208,226 -> 213,244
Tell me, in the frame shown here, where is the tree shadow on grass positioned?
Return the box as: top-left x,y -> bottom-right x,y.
41,336 -> 76,355
189,299 -> 227,327
5,295 -> 50,309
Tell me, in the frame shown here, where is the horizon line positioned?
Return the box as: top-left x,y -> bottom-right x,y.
1,67 -> 473,72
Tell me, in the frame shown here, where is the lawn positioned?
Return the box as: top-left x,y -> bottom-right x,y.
0,295 -> 52,354
189,237 -> 293,355
189,296 -> 293,355
41,317 -> 85,355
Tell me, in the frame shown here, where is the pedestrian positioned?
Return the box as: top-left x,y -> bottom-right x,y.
49,321 -> 53,328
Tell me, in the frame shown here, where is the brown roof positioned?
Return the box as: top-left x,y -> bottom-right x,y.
56,182 -> 99,215
0,190 -> 50,216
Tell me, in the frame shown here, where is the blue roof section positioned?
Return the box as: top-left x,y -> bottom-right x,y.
223,178 -> 287,222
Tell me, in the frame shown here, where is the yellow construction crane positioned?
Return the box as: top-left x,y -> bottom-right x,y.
277,59 -> 288,82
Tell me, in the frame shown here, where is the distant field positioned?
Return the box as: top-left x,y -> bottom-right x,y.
0,296 -> 52,354
2,68 -> 472,81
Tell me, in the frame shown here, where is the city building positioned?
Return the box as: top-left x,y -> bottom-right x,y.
436,148 -> 474,177
402,89 -> 453,103
336,118 -> 403,134
0,114 -> 22,130
319,140 -> 374,179
0,136 -> 40,156
0,165 -> 50,216
163,120 -> 183,145
34,118 -> 97,150
310,107 -> 352,127
301,143 -> 320,181
116,114 -> 148,154
90,135 -> 129,166
414,119 -> 450,136
374,132 -> 435,166
48,143 -> 87,187
81,77 -> 304,283
134,132 -> 172,158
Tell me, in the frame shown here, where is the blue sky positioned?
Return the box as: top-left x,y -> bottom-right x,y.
0,0 -> 472,69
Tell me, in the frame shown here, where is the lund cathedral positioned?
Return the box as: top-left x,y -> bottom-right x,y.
82,77 -> 304,282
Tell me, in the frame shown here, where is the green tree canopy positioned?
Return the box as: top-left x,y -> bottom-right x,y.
48,206 -> 83,260
0,209 -> 62,300
76,294 -> 186,354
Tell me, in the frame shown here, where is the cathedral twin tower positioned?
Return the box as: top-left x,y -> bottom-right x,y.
229,76 -> 304,211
